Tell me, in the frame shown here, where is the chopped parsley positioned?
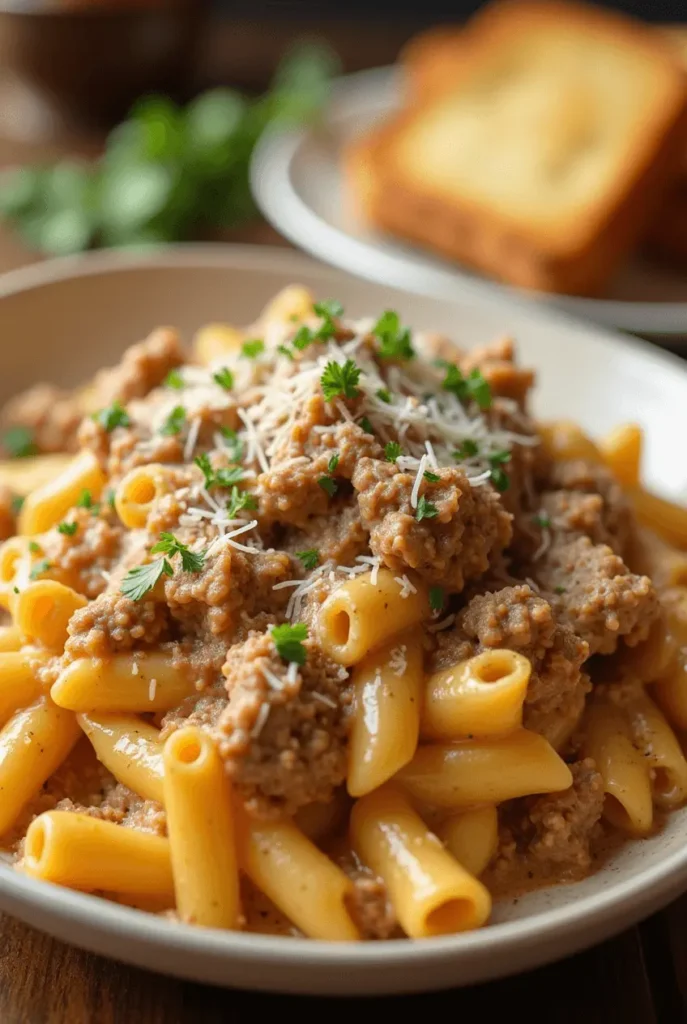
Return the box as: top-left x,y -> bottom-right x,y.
376,388 -> 391,404
164,368 -> 184,389
488,450 -> 511,493
29,558 -> 51,581
424,470 -> 440,483
151,532 -> 205,574
554,585 -> 566,595
296,549 -> 319,570
318,475 -> 337,498
373,310 -> 415,361
120,557 -> 173,601
429,586 -> 444,612
241,338 -> 265,358
57,521 -> 78,536
3,426 -> 38,459
76,489 -> 94,509
313,299 -> 344,341
277,343 -> 294,360
160,405 -> 186,436
416,495 -> 438,522
28,541 -> 41,554
227,486 -> 258,519
292,325 -> 315,351
453,439 -> 479,460
11,495 -> 24,516
215,466 -> 245,488
441,364 -> 492,410
272,622 -> 308,665
94,400 -> 130,432
212,367 -> 234,391
327,453 -> 339,474
320,359 -> 361,401
194,452 -> 215,489
533,512 -> 551,529
219,426 -> 243,463
359,416 -> 374,435
106,488 -> 117,510
385,441 -> 402,463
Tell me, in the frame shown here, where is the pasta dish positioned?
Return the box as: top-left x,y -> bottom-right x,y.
0,285 -> 685,941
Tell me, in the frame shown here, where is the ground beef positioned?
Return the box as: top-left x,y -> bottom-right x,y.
164,547 -> 292,639
257,449 -> 335,528
79,415 -> 185,481
0,383 -> 84,455
160,687 -> 227,739
91,327 -> 185,407
63,592 -> 171,661
282,499 -> 369,567
39,507 -> 124,599
544,459 -> 632,555
435,584 -> 590,746
353,458 -> 512,591
345,876 -> 397,940
535,536 -> 659,655
214,632 -> 350,818
460,335 -> 535,407
57,783 -> 167,836
492,760 -> 604,882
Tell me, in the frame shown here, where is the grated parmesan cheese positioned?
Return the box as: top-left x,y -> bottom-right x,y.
148,678 -> 157,701
388,645 -> 407,677
311,691 -> 337,709
395,575 -> 417,599
250,703 -> 271,738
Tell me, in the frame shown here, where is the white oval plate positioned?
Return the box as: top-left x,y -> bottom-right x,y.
1,244 -> 687,995
251,66 -> 687,338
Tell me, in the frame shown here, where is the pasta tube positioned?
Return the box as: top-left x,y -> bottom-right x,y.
163,727 -> 241,929
78,713 -> 164,804
0,651 -> 42,728
624,691 -> 687,809
347,631 -> 424,797
631,487 -> 687,551
434,806 -> 498,878
599,423 -> 642,487
19,450 -> 105,536
51,653 -> 195,713
422,649 -> 530,740
351,784 -> 492,937
15,580 -> 87,650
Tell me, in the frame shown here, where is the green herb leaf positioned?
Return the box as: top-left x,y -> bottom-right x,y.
490,467 -> 510,492
313,299 -> 344,320
151,532 -> 205,573
385,441 -> 402,463
318,475 -> 337,498
241,339 -> 265,358
554,585 -> 566,595
416,495 -> 438,522
57,521 -> 78,536
164,369 -> 184,389
424,470 -> 440,483
215,466 -> 245,488
76,489 -> 93,509
28,541 -> 41,554
120,557 -> 173,601
272,622 -> 308,665
194,453 -> 215,489
296,549 -> 319,570
95,400 -> 130,432
533,512 -> 551,529
11,495 -> 24,516
376,388 -> 391,404
277,344 -> 294,360
327,453 -> 339,474
227,486 -> 258,519
453,439 -> 479,460
488,450 -> 511,466
373,310 -> 415,361
320,359 -> 361,401
29,558 -> 51,581
213,367 -> 234,391
219,427 -> 243,463
429,586 -> 444,612
359,417 -> 374,435
3,426 -> 38,459
466,369 -> 492,410
160,405 -> 186,436
292,325 -> 315,351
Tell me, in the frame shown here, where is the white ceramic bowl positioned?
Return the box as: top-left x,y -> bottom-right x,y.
1,245 -> 686,995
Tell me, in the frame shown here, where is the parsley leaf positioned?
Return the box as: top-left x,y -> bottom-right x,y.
106,488 -> 117,510
296,549 -> 319,570
441,364 -> 492,410
272,622 -> 308,665
57,521 -> 78,536
359,416 -> 374,435
488,450 -> 511,492
376,388 -> 391,404
373,310 -> 415,361
277,343 -> 294,360
227,486 -> 257,519
164,368 -> 184,389
292,325 -> 315,351
219,426 -> 243,462
533,512 -> 551,529
28,541 -> 40,554
29,558 -> 51,581
11,495 -> 24,516
416,495 -> 438,522
241,338 -> 265,358
424,470 -> 440,482
120,557 -> 173,601
453,439 -> 480,460
194,452 -> 214,489
213,367 -> 234,391
3,426 -> 37,459
327,453 -> 339,474
385,441 -> 402,463
320,359 -> 361,401
429,586 -> 444,612
151,532 -> 205,573
215,466 -> 245,488
554,585 -> 566,595
76,489 -> 94,509
95,400 -> 130,432
314,299 -> 344,320
160,405 -> 186,436
318,475 -> 337,498
467,369 -> 492,410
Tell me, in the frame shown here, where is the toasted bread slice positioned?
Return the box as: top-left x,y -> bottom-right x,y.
347,1 -> 687,295
400,26 -> 465,101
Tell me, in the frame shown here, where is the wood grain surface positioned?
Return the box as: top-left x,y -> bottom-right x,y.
0,12 -> 683,1022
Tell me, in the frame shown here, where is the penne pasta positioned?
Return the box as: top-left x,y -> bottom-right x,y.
351,784 -> 492,937
259,284 -> 315,327
19,450 -> 105,536
23,811 -> 174,897
538,421 -> 601,463
0,453 -> 72,495
78,712 -> 164,804
623,691 -> 687,810
114,464 -> 173,530
599,422 -> 643,487
51,653 -> 195,713
630,486 -> 687,551
627,528 -> 687,589
421,649 -> 530,740
434,806 -> 499,878
15,580 -> 87,650
347,631 -> 424,797
0,651 -> 43,728
193,324 -> 244,365
0,624 -> 22,653
396,730 -> 572,809
319,569 -> 430,666
163,727 -> 241,929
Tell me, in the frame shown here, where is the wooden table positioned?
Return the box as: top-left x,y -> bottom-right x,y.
0,15 -> 685,1023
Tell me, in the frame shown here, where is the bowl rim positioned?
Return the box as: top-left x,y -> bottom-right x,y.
1,242 -> 687,974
